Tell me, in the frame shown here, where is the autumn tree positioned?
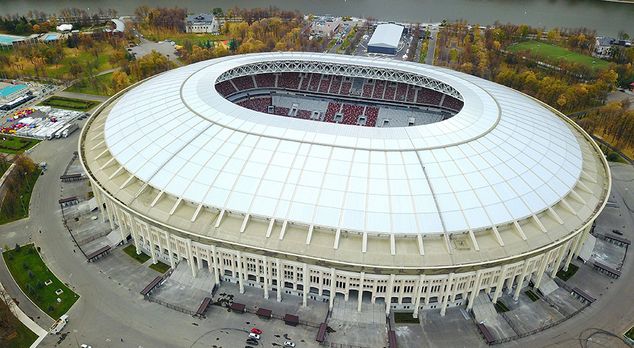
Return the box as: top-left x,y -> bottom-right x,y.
111,71 -> 131,93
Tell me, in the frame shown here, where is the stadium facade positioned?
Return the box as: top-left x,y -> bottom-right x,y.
80,52 -> 610,317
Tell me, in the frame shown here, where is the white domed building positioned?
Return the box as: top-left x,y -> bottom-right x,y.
80,52 -> 610,317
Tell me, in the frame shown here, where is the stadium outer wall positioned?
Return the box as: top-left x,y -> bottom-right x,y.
79,68 -> 611,319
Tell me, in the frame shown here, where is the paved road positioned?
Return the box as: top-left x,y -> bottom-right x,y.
607,90 -> 634,109
0,241 -> 53,329
0,125 -> 213,348
502,163 -> 634,348
0,99 -> 633,348
0,83 -> 62,121
425,28 -> 438,65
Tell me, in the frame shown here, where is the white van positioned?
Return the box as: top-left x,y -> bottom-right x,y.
50,314 -> 69,334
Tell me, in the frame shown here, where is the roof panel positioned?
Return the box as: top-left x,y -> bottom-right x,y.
101,52 -> 585,236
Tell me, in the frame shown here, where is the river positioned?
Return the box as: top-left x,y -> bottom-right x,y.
1,0 -> 632,37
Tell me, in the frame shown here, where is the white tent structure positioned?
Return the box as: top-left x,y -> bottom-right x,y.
56,24 -> 73,32
367,23 -> 404,55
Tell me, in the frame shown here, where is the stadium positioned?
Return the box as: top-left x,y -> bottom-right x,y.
79,52 -> 610,318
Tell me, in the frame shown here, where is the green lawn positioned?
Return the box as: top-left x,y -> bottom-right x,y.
0,299 -> 38,348
507,41 -> 610,71
4,320 -> 38,348
138,28 -> 226,46
625,326 -> 634,340
394,312 -> 419,323
65,72 -> 113,96
0,45 -> 117,80
0,169 -> 40,225
40,96 -> 98,111
419,40 -> 429,64
3,244 -> 79,319
525,289 -> 540,302
149,261 -> 170,274
556,263 -> 579,281
122,244 -> 150,263
0,135 -> 40,155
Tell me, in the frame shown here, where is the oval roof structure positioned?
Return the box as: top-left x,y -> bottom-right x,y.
102,52 -> 583,236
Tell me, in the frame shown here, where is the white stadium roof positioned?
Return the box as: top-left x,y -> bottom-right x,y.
368,23 -> 404,49
102,52 -> 584,237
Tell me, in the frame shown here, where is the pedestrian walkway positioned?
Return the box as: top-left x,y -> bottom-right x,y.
151,263 -> 215,312
0,280 -> 48,347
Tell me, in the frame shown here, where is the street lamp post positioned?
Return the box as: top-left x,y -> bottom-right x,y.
19,194 -> 25,215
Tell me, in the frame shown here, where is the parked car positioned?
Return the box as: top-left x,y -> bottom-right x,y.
246,339 -> 259,346
250,328 -> 263,335
248,333 -> 260,340
284,341 -> 296,347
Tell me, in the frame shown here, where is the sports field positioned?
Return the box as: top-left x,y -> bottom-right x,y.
0,135 -> 39,154
508,41 -> 610,71
40,96 -> 98,111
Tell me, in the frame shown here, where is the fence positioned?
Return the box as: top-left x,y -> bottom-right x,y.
62,151 -> 79,176
489,303 -> 590,345
60,204 -> 88,258
238,304 -> 323,328
76,230 -> 111,246
147,297 -> 195,316
325,343 -> 373,348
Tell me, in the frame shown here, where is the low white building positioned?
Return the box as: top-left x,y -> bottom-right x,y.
367,23 -> 404,55
311,16 -> 343,37
594,36 -> 614,59
186,13 -> 219,34
56,24 -> 73,32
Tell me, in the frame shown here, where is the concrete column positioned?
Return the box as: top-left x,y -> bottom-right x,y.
424,277 -> 433,305
94,188 -> 106,223
344,276 -> 350,301
385,274 -> 395,315
155,227 -> 163,262
263,256 -> 269,299
492,265 -> 508,303
467,271 -> 483,310
196,248 -> 203,270
276,260 -> 282,302
230,253 -> 236,275
564,234 -> 582,271
129,218 -> 141,255
397,279 -> 405,304
534,251 -> 551,289
440,273 -> 455,316
574,224 -> 592,258
113,205 -> 123,231
147,226 -> 157,264
328,268 -> 336,310
318,271 -> 323,296
514,261 -> 531,300
551,242 -> 568,277
302,263 -> 308,307
211,245 -> 220,284
105,201 -> 115,231
186,238 -> 197,277
413,274 -> 425,318
357,272 -> 365,312
236,251 -> 244,293
164,231 -> 175,268
506,267 -> 517,295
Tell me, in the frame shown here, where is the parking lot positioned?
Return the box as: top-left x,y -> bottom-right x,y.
0,81 -> 62,120
129,37 -> 179,62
